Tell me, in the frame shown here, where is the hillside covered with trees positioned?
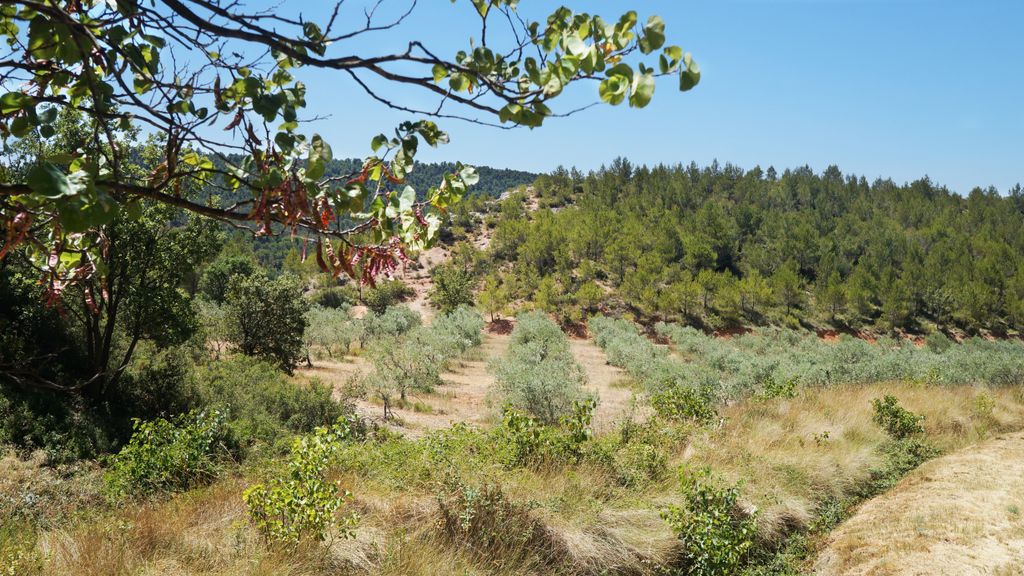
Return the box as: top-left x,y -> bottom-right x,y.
482,160 -> 1024,335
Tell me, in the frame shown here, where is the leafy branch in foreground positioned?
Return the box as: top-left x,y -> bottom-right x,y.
0,0 -> 699,298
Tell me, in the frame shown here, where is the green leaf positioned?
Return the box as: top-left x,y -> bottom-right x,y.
27,163 -> 74,199
432,63 -> 448,83
398,186 -> 416,212
639,15 -> 666,54
9,116 -> 31,138
630,73 -> 655,108
680,53 -> 701,92
0,92 -> 32,115
599,75 -> 629,106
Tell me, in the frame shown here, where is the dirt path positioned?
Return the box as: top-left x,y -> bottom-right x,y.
297,333 -> 510,438
397,244 -> 446,325
568,337 -> 643,432
814,432 -> 1024,575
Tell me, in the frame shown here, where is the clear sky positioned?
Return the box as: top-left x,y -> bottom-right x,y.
296,1 -> 1024,195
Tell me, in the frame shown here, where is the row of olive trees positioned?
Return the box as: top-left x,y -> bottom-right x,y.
491,312 -> 591,424
365,307 -> 485,419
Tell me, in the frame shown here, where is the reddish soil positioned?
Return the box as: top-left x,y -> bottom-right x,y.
486,318 -> 514,335
712,326 -> 753,340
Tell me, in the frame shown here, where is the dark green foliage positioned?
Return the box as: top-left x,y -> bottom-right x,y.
309,285 -> 358,309
224,273 -> 308,373
0,343 -> 198,463
195,357 -> 344,456
651,385 -> 716,423
104,410 -> 228,497
199,255 -> 258,304
0,383 -> 112,464
362,280 -> 413,315
871,395 -> 925,439
490,162 -> 1024,333
661,468 -> 758,576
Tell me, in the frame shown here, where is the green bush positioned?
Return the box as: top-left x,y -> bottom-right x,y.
225,273 -> 308,373
243,417 -> 360,548
436,477 -> 550,562
196,358 -> 345,455
492,312 -> 589,424
661,468 -> 757,576
651,384 -> 716,423
199,254 -> 259,304
757,374 -> 798,400
857,438 -> 941,498
309,285 -> 357,309
612,441 -> 668,488
429,264 -> 476,314
432,306 -> 485,350
363,280 -> 412,315
104,409 -> 228,497
360,305 -> 421,341
871,395 -> 925,439
924,332 -> 953,354
304,306 -> 361,360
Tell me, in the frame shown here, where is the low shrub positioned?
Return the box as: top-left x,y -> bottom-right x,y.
871,395 -> 925,439
492,312 -> 589,424
196,358 -> 345,455
363,280 -> 412,315
757,374 -> 798,400
492,409 -> 564,468
243,417 -> 361,548
857,438 -> 941,499
436,477 -> 553,564
924,332 -> 953,354
661,468 -> 757,576
651,384 -> 716,423
104,409 -> 228,497
612,441 -> 668,488
360,305 -> 421,341
491,399 -> 597,468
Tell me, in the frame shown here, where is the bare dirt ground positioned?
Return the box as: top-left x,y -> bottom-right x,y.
397,244 -> 447,325
814,432 -> 1024,576
568,337 -> 644,432
298,332 -> 643,438
298,188 -> 645,437
297,332 -> 511,438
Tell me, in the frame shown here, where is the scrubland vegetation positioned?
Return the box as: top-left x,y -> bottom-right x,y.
2,1 -> 1024,573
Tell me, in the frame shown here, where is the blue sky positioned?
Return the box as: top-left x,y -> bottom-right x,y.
296,1 -> 1024,194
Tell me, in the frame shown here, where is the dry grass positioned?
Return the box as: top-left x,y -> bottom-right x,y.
690,383 -> 1024,547
15,382 -> 1024,575
814,430 -> 1024,575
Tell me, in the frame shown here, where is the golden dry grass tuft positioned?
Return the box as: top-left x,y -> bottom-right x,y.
14,382 -> 1024,575
814,429 -> 1024,575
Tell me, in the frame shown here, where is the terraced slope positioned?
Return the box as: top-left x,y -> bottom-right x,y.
814,432 -> 1024,575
